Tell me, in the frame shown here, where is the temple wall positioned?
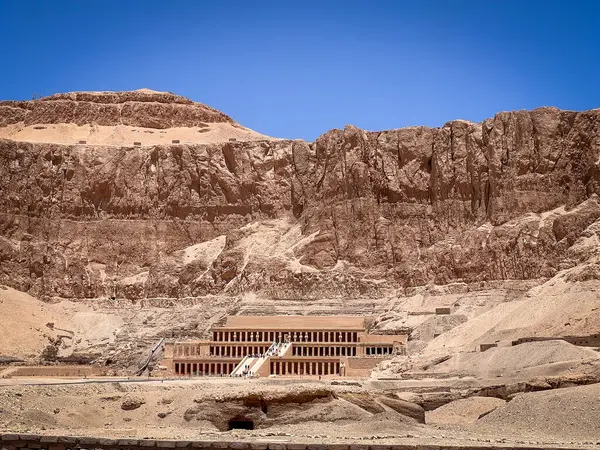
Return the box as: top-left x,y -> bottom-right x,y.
3,365 -> 106,377
343,357 -> 386,377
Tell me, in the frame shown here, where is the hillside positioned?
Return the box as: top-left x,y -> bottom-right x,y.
0,89 -> 273,145
1,90 -> 600,364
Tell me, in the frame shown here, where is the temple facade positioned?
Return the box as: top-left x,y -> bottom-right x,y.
160,316 -> 406,378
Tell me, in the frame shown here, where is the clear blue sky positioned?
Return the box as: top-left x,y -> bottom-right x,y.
0,1 -> 598,140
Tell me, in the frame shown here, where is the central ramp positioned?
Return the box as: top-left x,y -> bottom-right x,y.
230,341 -> 288,377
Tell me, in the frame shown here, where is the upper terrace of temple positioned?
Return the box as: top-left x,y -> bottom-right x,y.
219,316 -> 366,330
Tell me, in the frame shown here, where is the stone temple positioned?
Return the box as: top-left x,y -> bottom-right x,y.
161,316 -> 407,378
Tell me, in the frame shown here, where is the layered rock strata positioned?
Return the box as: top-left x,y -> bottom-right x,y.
1,93 -> 600,301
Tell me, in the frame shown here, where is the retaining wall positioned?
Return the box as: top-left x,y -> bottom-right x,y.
0,433 -> 590,450
3,366 -> 106,377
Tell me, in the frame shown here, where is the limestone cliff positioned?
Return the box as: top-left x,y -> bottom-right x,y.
1,92 -> 600,302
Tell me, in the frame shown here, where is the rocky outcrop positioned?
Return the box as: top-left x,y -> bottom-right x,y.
0,89 -> 232,128
2,93 -> 600,301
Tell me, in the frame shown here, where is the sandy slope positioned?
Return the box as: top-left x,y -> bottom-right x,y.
0,122 -> 275,146
430,340 -> 600,377
0,286 -> 123,360
423,276 -> 600,354
475,383 -> 600,442
426,396 -> 506,425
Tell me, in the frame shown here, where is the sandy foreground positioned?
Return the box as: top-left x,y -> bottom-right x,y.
1,376 -> 600,448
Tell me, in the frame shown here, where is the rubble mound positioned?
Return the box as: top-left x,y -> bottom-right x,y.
430,340 -> 600,377
426,396 -> 506,425
475,383 -> 600,442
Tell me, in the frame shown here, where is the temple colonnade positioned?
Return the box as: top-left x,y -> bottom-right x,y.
174,362 -> 236,376
212,330 -> 359,343
269,360 -> 341,376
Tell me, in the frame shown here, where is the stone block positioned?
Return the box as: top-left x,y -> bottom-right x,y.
191,442 -> 212,449
479,343 -> 498,352
172,140 -> 180,144
327,445 -> 349,450
134,142 -> 142,146
95,438 -> 118,446
156,441 -> 177,449
228,443 -> 249,450
56,436 -> 77,445
267,444 -> 286,450
78,437 -> 101,446
414,445 -> 440,450
140,440 -> 158,447
39,436 -> 59,443
287,445 -> 307,450
118,439 -> 140,446
306,445 -> 326,450
176,441 -> 193,448
248,444 -> 269,450
18,435 -> 40,442
48,445 -> 66,450
211,443 -> 229,450
0,436 -> 19,442
350,445 -> 372,450
1,445 -> 18,450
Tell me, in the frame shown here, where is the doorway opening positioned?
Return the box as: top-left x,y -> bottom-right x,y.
227,417 -> 254,430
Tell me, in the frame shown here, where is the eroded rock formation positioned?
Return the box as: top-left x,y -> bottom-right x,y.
2,92 -> 600,302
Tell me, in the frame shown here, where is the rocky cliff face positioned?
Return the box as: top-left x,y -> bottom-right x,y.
2,93 -> 600,302
0,89 -> 232,128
